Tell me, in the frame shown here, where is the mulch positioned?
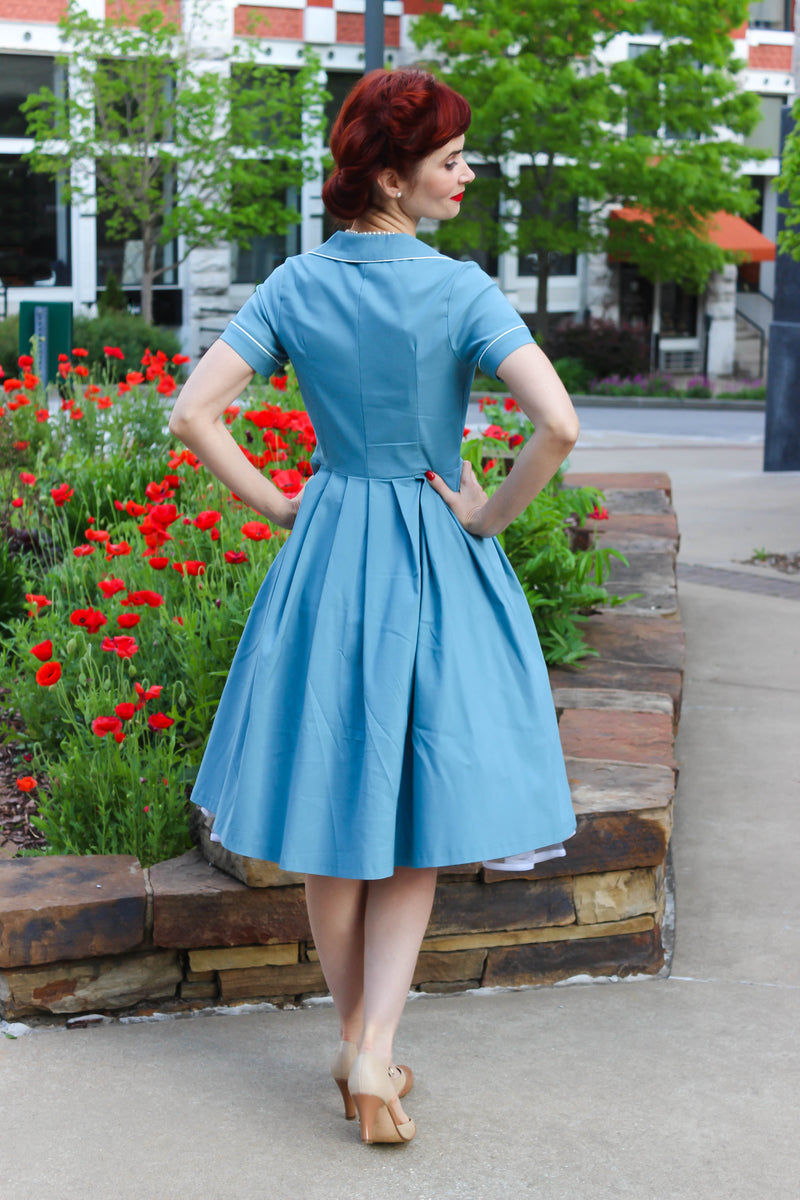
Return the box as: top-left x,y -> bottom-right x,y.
0,698 -> 47,857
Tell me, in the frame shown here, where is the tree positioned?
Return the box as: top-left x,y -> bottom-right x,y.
411,0 -> 761,341
23,1 -> 327,324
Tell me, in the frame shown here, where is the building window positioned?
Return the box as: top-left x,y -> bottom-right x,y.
744,95 -> 788,156
232,185 -> 301,284
435,162 -> 500,276
0,54 -> 64,137
0,155 -> 71,287
749,1 -> 793,30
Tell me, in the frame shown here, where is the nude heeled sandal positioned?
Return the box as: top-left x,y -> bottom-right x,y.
347,1051 -> 417,1144
331,1040 -> 414,1120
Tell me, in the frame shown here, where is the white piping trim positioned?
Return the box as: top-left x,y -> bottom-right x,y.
477,325 -> 528,372
309,251 -> 449,264
228,321 -> 283,366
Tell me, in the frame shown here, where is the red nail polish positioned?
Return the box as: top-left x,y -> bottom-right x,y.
425,470 -> 435,480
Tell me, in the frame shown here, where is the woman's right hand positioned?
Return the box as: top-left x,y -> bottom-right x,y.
425,461 -> 493,537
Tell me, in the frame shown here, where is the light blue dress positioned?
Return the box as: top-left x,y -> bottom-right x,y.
190,230 -> 576,879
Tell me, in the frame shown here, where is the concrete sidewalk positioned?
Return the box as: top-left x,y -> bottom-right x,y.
2,443 -> 799,1200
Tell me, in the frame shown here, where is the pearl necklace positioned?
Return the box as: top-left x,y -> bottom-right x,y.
346,228 -> 402,235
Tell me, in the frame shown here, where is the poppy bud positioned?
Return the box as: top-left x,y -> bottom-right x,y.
66,638 -> 77,655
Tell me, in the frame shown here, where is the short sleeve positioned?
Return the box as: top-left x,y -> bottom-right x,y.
219,264 -> 289,376
447,261 -> 534,379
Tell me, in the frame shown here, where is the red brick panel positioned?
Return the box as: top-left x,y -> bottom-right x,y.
749,43 -> 793,70
307,0 -> 333,6
107,0 -> 181,25
403,0 -> 444,12
337,11 -> 401,47
234,4 -> 303,39
729,21 -> 747,38
0,0 -> 67,19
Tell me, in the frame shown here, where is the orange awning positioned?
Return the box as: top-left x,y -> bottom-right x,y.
611,206 -> 775,263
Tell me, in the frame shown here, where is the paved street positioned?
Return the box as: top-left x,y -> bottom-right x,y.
2,409 -> 799,1200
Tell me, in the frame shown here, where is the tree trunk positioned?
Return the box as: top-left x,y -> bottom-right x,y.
140,230 -> 156,325
536,251 -> 551,345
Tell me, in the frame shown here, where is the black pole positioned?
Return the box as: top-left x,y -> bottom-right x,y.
764,105 -> 800,471
364,0 -> 384,73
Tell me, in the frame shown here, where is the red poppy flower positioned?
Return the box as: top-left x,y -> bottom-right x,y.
23,372 -> 40,389
59,363 -> 71,379
74,366 -> 89,378
122,590 -> 164,608
16,776 -> 37,792
104,345 -> 124,360
162,474 -> 180,488
51,483 -> 74,506
14,441 -> 30,451
172,559 -> 205,576
117,381 -> 131,394
72,347 -> 89,357
97,577 -> 126,599
148,712 -> 174,730
11,498 -> 23,508
478,396 -> 497,410
70,607 -> 108,634
270,375 -> 288,390
144,481 -> 173,503
463,428 -> 471,438
36,661 -> 62,686
168,449 -> 200,469
156,375 -> 176,396
148,502 -> 179,526
193,510 -> 222,531
122,499 -> 148,517
115,702 -> 136,720
223,406 -> 240,424
61,398 -> 74,411
30,639 -> 53,662
504,398 -> 519,412
18,354 -> 33,369
508,433 -> 524,449
146,556 -> 170,570
97,396 -> 113,409
7,398 -> 27,411
3,378 -> 22,392
483,424 -> 509,441
105,541 -> 132,559
26,593 -> 51,616
125,371 -> 145,385
241,521 -> 273,540
101,634 -> 139,659
85,528 -> 110,542
224,550 -> 249,564
135,682 -> 163,702
92,715 -> 123,738
172,353 -> 191,365
73,544 -> 95,557
589,505 -> 609,520
70,407 -> 85,420
483,459 -> 498,474
269,468 -> 304,497
117,613 -> 140,628
35,409 -> 49,422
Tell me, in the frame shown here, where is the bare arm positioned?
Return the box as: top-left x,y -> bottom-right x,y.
168,339 -> 301,530
425,341 -> 579,537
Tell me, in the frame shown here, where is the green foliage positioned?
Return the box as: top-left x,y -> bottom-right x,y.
551,357 -> 591,395
412,0 -> 763,336
717,383 -> 765,399
97,270 -> 128,316
73,313 -> 181,374
0,535 -> 26,629
777,98 -> 800,260
22,1 -> 328,321
0,315 -> 21,379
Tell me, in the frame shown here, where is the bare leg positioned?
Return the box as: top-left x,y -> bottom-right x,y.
305,874 -> 367,1043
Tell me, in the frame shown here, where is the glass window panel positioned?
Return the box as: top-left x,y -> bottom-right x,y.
744,95 -> 786,155
0,55 -> 58,138
0,154 -> 71,286
517,166 -> 577,278
232,185 -> 301,283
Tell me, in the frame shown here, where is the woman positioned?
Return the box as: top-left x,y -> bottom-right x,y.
169,68 -> 579,1145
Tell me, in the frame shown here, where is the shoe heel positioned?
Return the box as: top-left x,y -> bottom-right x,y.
334,1077 -> 356,1120
351,1092 -> 388,1144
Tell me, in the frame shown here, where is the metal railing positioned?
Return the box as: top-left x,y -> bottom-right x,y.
734,307 -> 766,379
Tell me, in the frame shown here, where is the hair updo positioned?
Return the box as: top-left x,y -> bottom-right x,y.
322,69 -> 471,222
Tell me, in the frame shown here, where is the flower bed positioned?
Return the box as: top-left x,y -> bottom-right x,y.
2,348 -> 625,867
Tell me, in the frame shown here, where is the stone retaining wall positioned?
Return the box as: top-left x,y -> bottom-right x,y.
0,472 -> 683,1021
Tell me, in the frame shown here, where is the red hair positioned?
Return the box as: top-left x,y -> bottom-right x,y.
322,69 -> 471,222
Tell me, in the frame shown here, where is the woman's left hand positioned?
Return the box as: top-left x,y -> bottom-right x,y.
425,461 -> 492,537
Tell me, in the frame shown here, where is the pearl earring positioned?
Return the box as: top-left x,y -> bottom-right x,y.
396,192 -> 402,199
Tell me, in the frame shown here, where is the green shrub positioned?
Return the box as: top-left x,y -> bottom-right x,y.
0,535 -> 27,629
553,357 -> 591,394
0,315 -> 21,379
73,313 -> 182,378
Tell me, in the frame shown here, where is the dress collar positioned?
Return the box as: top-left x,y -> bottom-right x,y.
308,230 -> 447,264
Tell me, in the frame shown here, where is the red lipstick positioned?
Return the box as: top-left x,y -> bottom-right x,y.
452,192 -> 464,201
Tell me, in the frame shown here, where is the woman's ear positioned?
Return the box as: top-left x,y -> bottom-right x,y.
374,166 -> 404,200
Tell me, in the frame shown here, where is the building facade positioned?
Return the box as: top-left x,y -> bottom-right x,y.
0,0 -> 795,375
